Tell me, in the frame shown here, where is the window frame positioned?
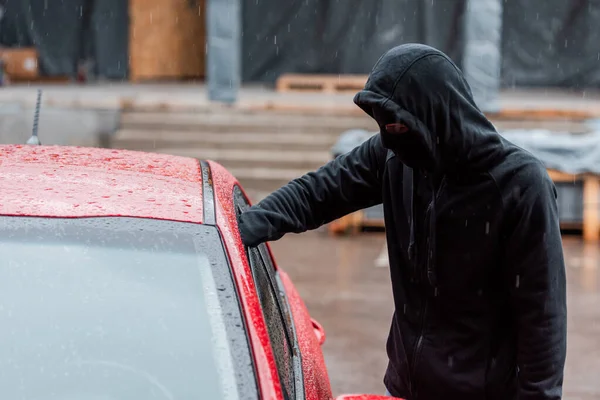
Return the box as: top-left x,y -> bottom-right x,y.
234,187 -> 305,400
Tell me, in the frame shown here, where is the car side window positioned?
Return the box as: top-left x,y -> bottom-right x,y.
233,187 -> 296,400
247,247 -> 295,400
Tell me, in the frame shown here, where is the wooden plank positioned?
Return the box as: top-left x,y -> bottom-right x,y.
362,218 -> 385,229
583,177 -> 600,241
547,169 -> 600,241
129,0 -> 206,81
7,75 -> 70,84
276,74 -> 367,93
0,47 -> 39,80
547,169 -> 579,182
328,209 -> 383,234
328,211 -> 363,235
488,108 -> 597,121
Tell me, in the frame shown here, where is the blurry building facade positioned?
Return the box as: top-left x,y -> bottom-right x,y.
0,0 -> 598,89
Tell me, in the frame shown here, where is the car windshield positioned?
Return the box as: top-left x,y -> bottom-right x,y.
0,216 -> 257,400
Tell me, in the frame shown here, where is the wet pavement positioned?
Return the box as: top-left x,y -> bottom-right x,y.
270,230 -> 600,399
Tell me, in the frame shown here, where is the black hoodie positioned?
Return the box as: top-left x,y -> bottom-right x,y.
238,44 -> 567,400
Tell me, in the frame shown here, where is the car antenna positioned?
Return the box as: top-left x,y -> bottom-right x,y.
26,89 -> 42,145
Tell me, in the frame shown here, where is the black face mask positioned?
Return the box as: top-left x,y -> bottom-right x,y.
372,108 -> 437,172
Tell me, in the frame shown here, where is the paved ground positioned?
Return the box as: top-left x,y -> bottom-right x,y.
270,230 -> 600,399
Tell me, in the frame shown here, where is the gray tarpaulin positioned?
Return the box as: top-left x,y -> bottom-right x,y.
242,0 -> 600,89
207,0 -> 241,103
0,0 -> 128,80
501,129 -> 600,175
500,128 -> 600,223
331,129 -> 373,157
241,0 -> 467,83
501,0 -> 600,88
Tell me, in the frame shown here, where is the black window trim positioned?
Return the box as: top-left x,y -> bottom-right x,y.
256,244 -> 305,400
200,160 -> 216,225
233,186 -> 305,400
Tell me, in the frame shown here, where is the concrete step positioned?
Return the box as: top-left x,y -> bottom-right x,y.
236,177 -> 292,194
239,188 -> 272,204
491,118 -> 591,133
121,111 -> 377,133
149,147 -> 330,170
121,122 -> 371,135
112,139 -> 333,152
111,129 -> 339,151
229,167 -> 309,193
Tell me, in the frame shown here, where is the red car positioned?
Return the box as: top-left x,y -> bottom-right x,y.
0,144 -> 400,400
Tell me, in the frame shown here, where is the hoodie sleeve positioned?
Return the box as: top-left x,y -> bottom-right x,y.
238,134 -> 386,247
503,168 -> 567,400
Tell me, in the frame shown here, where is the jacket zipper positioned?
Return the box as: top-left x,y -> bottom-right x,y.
410,297 -> 428,399
409,204 -> 431,399
409,175 -> 447,399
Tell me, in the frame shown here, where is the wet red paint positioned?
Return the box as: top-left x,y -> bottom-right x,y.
207,160 -> 283,400
279,270 -> 333,400
0,145 -> 203,222
335,396 -> 403,400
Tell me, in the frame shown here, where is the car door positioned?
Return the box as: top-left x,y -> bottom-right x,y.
234,186 -> 332,400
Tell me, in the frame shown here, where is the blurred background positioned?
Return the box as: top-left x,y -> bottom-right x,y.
0,0 -> 599,398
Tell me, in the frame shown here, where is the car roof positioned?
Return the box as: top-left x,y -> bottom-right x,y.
0,145 -> 211,223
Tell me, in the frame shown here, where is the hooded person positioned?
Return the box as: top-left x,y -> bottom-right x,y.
238,44 -> 567,400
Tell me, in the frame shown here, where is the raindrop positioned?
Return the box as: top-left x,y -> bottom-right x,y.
485,222 -> 490,234
403,304 -> 407,314
465,219 -> 468,227
448,356 -> 454,367
515,275 -> 520,288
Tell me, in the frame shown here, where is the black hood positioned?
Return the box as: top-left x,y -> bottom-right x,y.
354,43 -> 503,175
354,44 -> 506,288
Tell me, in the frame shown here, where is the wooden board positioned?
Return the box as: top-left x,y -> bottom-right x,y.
329,169 -> 600,242
129,0 -> 206,81
328,211 -> 384,235
0,47 -> 39,80
488,108 -> 598,121
276,74 -> 368,94
547,169 -> 600,241
9,76 -> 70,84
